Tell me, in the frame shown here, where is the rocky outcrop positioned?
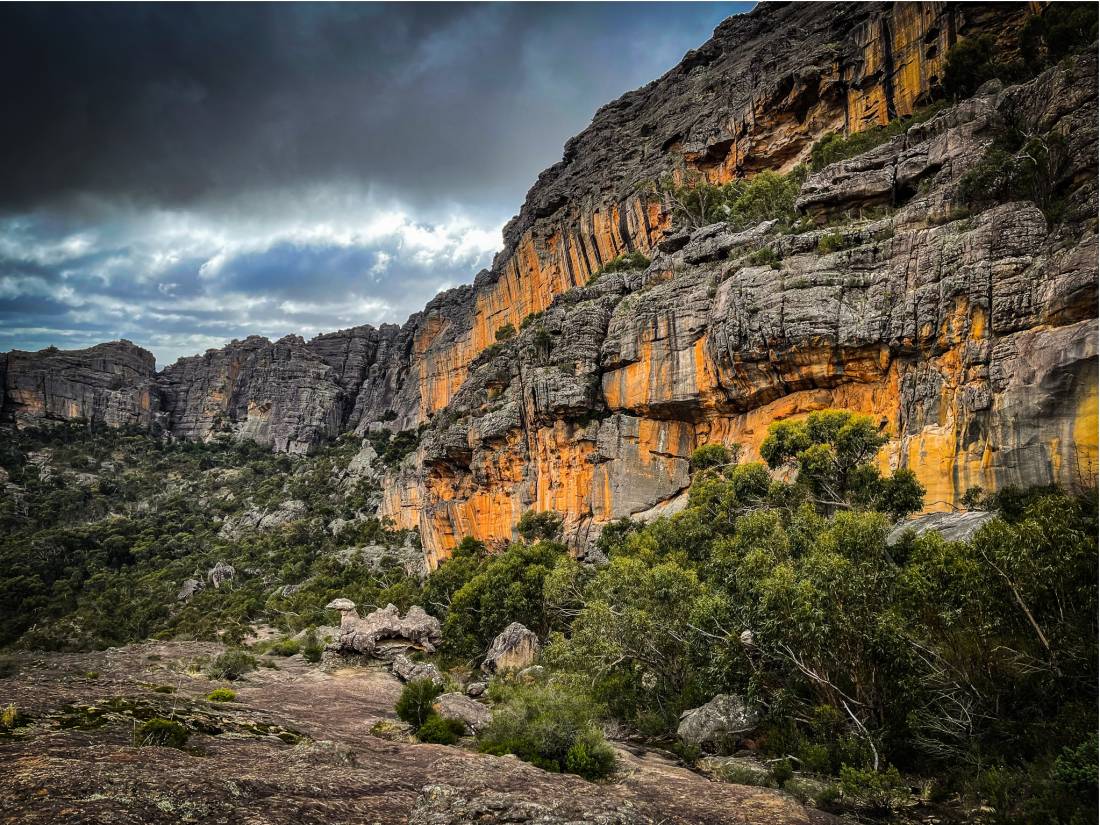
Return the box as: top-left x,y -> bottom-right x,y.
1,640 -> 838,825
384,49 -> 1099,562
433,693 -> 492,734
176,578 -> 204,602
219,499 -> 309,539
481,623 -> 541,674
4,5 -> 1095,571
0,340 -> 158,428
392,654 -> 445,686
677,694 -> 760,753
206,561 -> 236,589
326,601 -> 443,656
157,335 -> 347,455
887,509 -> 997,545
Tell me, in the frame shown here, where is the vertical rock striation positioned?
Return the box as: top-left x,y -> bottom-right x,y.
0,341 -> 158,429
2,2 -> 1095,567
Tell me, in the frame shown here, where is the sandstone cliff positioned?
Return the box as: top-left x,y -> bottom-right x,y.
0,340 -> 158,429
2,2 -> 1095,566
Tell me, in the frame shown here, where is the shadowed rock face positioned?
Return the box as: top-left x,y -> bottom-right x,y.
0,340 -> 158,429
2,3 -> 1095,568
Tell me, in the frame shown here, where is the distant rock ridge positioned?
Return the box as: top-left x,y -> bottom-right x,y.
2,2 -> 1096,568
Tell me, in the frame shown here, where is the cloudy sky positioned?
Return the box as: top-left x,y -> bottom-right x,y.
0,2 -> 752,366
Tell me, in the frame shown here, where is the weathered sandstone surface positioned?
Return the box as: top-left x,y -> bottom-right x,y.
0,642 -> 836,824
0,340 -> 158,429
2,3 -> 1095,565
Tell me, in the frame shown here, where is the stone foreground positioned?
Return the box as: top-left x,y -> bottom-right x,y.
0,642 -> 835,824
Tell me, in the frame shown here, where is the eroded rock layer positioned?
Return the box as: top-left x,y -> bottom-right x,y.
382,49 -> 1099,564
0,341 -> 158,429
2,3 -> 1095,566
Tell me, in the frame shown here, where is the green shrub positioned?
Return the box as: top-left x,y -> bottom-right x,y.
206,688 -> 237,702
654,166 -> 807,231
268,637 -> 301,657
531,323 -> 553,352
135,717 -> 190,748
748,246 -> 779,266
301,629 -> 323,663
495,323 -> 517,342
840,765 -> 907,814
441,540 -> 572,657
416,714 -> 466,744
0,703 -> 19,731
771,758 -> 795,786
798,742 -> 832,774
516,510 -> 564,542
396,678 -> 444,728
944,36 -> 1011,99
817,231 -> 849,254
367,428 -> 421,467
207,650 -> 257,681
690,444 -> 732,472
477,681 -> 616,780
809,102 -> 945,171
959,128 -> 1069,224
591,251 -> 650,281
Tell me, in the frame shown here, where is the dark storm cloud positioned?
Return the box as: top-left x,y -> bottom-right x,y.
0,2 -> 753,364
1,2 -> 749,213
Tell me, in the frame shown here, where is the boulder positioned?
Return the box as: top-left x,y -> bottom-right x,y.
176,578 -> 204,601
207,562 -> 235,589
465,681 -> 487,698
887,510 -> 997,545
434,692 -> 492,734
325,600 -> 443,656
677,694 -> 759,753
481,622 -> 540,674
392,654 -> 444,686
219,499 -> 309,539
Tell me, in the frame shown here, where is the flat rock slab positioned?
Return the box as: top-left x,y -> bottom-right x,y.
0,642 -> 835,824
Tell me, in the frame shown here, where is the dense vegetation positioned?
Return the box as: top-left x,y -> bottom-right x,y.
0,422 -> 421,650
655,165 -> 808,231
2,409 -> 1094,817
478,678 -> 617,780
943,4 -> 1097,101
419,411 -> 1097,820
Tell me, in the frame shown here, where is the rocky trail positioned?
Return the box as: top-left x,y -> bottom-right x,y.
0,642 -> 834,824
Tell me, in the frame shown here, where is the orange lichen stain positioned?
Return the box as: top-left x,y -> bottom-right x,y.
970,305 -> 988,340
416,193 -> 664,419
531,422 -> 596,519
602,334 -> 724,416
1068,375 -> 1099,486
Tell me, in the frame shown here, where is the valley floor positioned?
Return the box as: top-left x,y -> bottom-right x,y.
0,641 -> 832,825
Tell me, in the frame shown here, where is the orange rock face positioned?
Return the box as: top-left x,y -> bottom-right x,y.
379,9 -> 1098,564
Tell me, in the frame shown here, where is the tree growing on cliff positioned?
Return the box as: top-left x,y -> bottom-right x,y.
759,410 -> 923,519
516,510 -> 564,542
652,165 -> 807,232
